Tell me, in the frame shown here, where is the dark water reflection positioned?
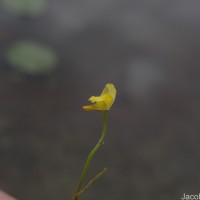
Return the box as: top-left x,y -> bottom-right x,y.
0,0 -> 200,199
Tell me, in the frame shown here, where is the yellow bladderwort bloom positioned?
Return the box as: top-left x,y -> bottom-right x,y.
71,83 -> 116,200
71,83 -> 117,200
83,83 -> 116,111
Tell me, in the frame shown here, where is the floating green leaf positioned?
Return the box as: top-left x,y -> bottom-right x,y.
2,0 -> 47,17
7,41 -> 58,75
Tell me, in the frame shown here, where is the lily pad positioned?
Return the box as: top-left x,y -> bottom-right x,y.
7,41 -> 58,75
2,0 -> 47,17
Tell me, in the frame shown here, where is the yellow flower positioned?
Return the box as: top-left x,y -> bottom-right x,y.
83,83 -> 116,111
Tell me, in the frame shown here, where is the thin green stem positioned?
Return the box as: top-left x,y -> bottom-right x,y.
77,168 -> 107,197
72,111 -> 108,200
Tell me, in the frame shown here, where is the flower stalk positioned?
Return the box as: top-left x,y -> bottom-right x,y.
71,111 -> 108,200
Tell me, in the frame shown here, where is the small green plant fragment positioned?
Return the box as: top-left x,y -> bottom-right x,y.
7,41 -> 57,75
2,0 -> 48,17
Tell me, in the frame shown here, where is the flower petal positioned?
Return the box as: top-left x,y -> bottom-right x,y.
101,83 -> 116,100
89,96 -> 103,103
83,101 -> 107,111
100,94 -> 113,110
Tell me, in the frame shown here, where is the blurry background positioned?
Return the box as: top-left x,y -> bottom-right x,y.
0,0 -> 200,199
